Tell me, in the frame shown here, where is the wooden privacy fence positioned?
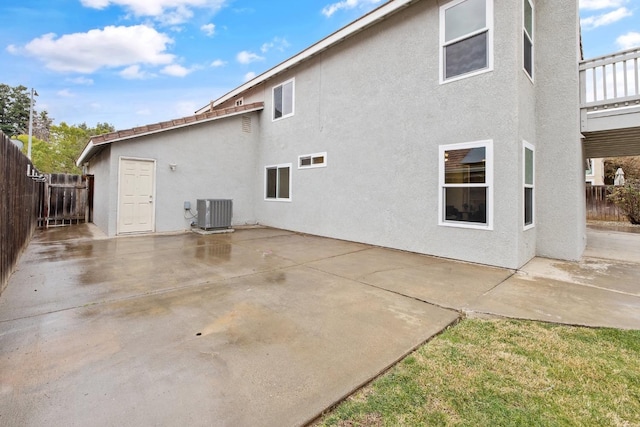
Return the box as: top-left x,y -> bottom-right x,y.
41,174 -> 88,227
0,132 -> 44,293
586,185 -> 625,221
1,130 -> 89,293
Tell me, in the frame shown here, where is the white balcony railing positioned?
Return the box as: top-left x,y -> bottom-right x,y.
580,47 -> 640,111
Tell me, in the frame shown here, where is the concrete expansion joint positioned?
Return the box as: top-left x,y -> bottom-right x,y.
566,280 -> 640,299
480,270 -> 519,297
322,269 -> 464,315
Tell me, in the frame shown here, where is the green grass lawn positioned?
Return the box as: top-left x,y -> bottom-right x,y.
318,319 -> 640,427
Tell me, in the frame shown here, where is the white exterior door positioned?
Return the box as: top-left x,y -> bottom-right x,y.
118,158 -> 155,234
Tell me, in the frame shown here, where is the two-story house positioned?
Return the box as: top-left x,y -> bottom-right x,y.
77,0 -> 584,269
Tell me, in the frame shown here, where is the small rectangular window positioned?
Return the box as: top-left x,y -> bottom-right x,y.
439,141 -> 493,229
524,141 -> 535,229
440,0 -> 493,83
523,0 -> 534,79
273,78 -> 295,121
265,164 -> 292,201
235,98 -> 244,107
298,152 -> 327,169
585,159 -> 594,176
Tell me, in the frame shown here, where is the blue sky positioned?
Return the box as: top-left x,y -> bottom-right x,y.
1,0 -> 638,131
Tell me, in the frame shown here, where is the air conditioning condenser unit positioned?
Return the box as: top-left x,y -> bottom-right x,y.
197,199 -> 232,230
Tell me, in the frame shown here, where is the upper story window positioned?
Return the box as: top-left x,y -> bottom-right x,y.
440,0 -> 493,83
235,98 -> 244,107
523,0 -> 534,80
273,78 -> 295,121
439,140 -> 493,230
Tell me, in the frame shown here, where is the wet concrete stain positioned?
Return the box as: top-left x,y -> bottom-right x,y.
552,258 -> 640,295
197,301 -> 299,346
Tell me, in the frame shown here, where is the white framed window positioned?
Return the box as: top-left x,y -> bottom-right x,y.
523,0 -> 534,80
272,78 -> 295,121
439,140 -> 493,230
440,0 -> 493,83
523,141 -> 535,230
298,152 -> 327,169
265,163 -> 292,201
235,98 -> 244,107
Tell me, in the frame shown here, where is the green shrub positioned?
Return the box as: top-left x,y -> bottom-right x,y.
607,179 -> 640,224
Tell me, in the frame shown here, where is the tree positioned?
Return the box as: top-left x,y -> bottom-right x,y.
33,110 -> 54,142
604,156 -> 640,184
608,179 -> 640,225
0,84 -> 32,136
3,82 -> 114,174
24,121 -> 115,174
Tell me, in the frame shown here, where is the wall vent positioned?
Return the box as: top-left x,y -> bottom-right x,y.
197,199 -> 233,229
242,116 -> 252,133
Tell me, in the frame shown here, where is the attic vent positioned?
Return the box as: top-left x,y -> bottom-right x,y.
242,116 -> 252,133
235,98 -> 244,107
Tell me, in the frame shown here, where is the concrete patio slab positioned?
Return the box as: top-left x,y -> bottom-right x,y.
519,256 -> 640,297
230,232 -> 371,264
2,224 -> 640,426
306,247 -> 443,280
584,227 -> 640,263
0,226 -> 459,427
0,234 -> 299,322
463,227 -> 640,329
469,273 -> 640,330
356,262 -> 514,310
307,248 -> 517,310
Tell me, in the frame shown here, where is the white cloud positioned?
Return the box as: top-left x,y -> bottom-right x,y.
6,44 -> 18,54
322,0 -> 383,18
161,64 -> 193,77
579,0 -> 628,11
57,89 -> 75,98
201,23 -> 216,37
580,7 -> 632,30
67,76 -> 94,85
80,0 -> 227,25
244,71 -> 256,81
210,59 -> 227,67
261,37 -> 290,53
616,31 -> 640,50
23,25 -> 175,73
120,65 -> 151,79
236,50 -> 264,64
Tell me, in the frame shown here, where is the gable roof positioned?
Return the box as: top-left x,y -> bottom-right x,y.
76,102 -> 264,166
196,0 -> 418,113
